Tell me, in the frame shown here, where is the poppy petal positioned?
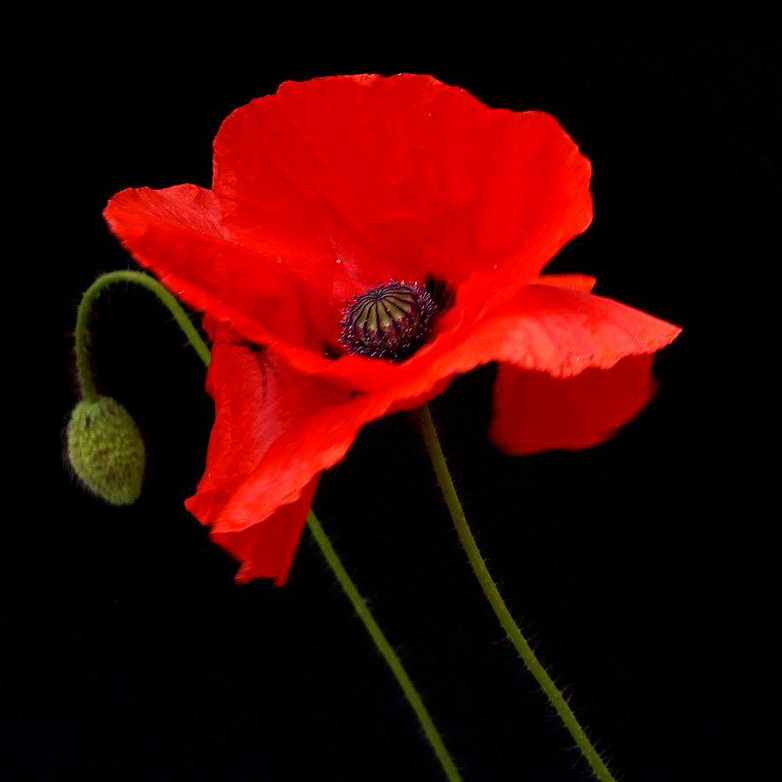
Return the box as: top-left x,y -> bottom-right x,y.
104,184 -> 337,350
489,354 -> 657,454
210,389 -> 399,535
207,285 -> 679,538
277,278 -> 678,393
209,478 -> 317,585
105,82 -> 597,395
533,273 -> 597,293
213,74 -> 592,306
184,320 -> 350,584
459,284 -> 681,377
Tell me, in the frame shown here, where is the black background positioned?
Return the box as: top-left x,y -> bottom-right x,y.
8,40 -> 780,780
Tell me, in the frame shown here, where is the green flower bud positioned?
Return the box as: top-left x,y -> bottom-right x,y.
66,396 -> 145,505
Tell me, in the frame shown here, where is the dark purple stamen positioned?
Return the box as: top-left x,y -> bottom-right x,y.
339,280 -> 436,361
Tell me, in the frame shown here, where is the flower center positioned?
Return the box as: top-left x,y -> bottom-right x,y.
339,281 -> 436,360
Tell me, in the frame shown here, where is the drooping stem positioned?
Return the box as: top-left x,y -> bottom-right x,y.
415,403 -> 617,782
75,270 -> 211,401
74,271 -> 461,781
306,509 -> 463,782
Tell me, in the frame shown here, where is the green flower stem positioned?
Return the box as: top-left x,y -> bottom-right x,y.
415,404 -> 617,782
75,271 -> 461,781
75,270 -> 211,402
306,509 -> 462,782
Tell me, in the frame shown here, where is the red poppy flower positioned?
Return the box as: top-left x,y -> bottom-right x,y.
104,74 -> 681,585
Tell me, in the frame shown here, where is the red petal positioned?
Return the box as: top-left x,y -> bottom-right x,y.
532,273 -> 597,293
210,389 -> 402,535
184,321 -> 351,584
105,81 -> 596,395
489,355 -> 657,454
193,277 -> 678,580
104,184 -> 337,350
202,286 -> 679,540
459,284 -> 682,377
213,74 -> 592,305
277,279 -> 679,393
209,478 -> 317,585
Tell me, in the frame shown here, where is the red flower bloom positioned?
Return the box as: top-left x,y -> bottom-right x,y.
105,74 -> 680,585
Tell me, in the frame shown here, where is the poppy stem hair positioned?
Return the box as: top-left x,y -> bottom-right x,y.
70,271 -> 462,781
415,404 -> 618,782
74,270 -> 211,403
306,509 -> 463,781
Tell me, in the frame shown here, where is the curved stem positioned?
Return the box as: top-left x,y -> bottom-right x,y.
75,270 -> 210,401
74,272 -> 460,780
306,509 -> 462,782
415,404 -> 617,782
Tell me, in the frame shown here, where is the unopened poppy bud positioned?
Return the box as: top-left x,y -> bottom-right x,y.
340,281 -> 436,361
66,396 -> 145,505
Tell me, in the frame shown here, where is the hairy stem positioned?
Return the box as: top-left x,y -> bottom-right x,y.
75,270 -> 210,401
415,403 -> 616,782
74,271 -> 461,780
306,509 -> 462,781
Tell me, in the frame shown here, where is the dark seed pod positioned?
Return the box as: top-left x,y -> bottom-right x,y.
339,281 -> 436,361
